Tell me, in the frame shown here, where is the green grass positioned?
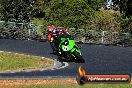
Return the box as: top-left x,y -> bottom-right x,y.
0,52 -> 53,71
18,84 -> 132,88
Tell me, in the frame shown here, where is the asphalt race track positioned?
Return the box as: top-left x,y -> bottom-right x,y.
0,39 -> 132,78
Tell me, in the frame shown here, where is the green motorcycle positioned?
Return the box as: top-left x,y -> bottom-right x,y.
56,35 -> 85,63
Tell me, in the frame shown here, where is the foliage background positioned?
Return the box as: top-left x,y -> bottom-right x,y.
0,0 -> 131,45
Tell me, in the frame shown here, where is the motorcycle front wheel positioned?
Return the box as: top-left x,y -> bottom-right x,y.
72,51 -> 85,63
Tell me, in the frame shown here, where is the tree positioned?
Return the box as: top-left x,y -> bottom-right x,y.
126,0 -> 132,17
0,0 -> 33,22
84,0 -> 102,11
0,0 -> 48,22
44,0 -> 96,28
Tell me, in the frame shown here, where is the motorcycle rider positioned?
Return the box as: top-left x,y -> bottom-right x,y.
47,25 -> 58,53
57,27 -> 70,35
47,25 -> 70,54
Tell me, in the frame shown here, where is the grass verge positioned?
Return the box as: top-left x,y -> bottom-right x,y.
2,79 -> 130,88
19,84 -> 132,88
0,79 -> 131,88
0,51 -> 53,71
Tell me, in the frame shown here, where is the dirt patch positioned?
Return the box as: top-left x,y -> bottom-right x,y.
0,79 -> 77,88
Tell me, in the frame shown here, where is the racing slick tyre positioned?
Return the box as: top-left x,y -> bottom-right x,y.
72,51 -> 85,63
